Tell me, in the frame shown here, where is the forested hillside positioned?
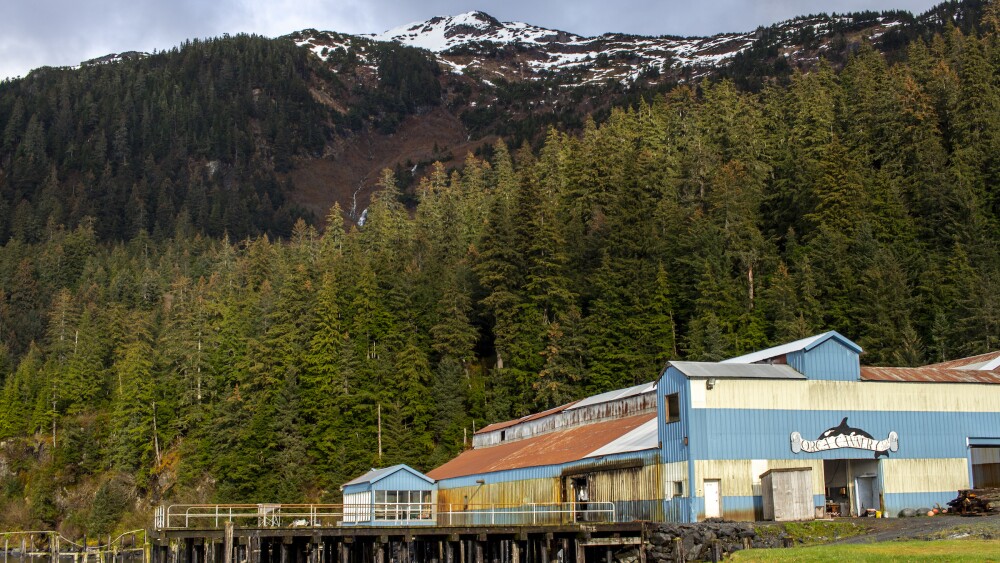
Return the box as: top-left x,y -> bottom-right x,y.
1,5 -> 1000,537
0,33 -> 448,243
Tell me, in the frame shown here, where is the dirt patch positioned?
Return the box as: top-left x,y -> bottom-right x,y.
827,514 -> 1000,543
287,107 -> 496,225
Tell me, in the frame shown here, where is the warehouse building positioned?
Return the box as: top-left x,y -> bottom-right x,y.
423,331 -> 1000,522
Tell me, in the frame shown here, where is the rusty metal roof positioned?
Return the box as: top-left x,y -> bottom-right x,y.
427,413 -> 657,480
923,351 -> 1000,370
860,366 -> 1000,384
477,400 -> 581,434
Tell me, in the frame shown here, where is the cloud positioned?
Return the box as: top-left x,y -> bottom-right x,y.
0,0 -> 233,79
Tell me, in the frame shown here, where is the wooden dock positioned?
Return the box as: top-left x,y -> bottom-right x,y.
151,523 -> 648,563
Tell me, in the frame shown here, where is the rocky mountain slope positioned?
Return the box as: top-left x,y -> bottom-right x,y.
280,6 -> 967,221
27,1 -> 994,230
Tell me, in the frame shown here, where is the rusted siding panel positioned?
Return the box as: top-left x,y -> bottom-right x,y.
925,351 -> 1000,369
586,463 -> 664,521
478,401 -> 580,434
474,391 -> 657,448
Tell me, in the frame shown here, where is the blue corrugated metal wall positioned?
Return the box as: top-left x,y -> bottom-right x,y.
657,367 -> 696,521
657,367 -> 691,463
377,470 -> 435,491
343,467 -> 435,495
787,338 -> 860,381
687,409 -> 999,460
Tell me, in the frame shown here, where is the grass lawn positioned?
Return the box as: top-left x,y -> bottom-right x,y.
730,540 -> 1000,562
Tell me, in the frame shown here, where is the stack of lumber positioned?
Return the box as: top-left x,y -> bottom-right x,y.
947,489 -> 999,514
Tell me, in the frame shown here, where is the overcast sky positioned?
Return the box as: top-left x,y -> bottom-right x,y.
1,0 -> 944,80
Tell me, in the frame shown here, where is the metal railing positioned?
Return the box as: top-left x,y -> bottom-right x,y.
0,530 -> 147,563
156,502 -> 616,530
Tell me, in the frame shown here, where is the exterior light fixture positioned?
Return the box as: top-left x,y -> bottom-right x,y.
706,378 -> 716,390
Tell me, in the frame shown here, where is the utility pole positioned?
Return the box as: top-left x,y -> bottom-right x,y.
377,403 -> 382,461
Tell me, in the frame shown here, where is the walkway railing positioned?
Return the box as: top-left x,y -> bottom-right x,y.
0,530 -> 147,563
155,502 -> 616,530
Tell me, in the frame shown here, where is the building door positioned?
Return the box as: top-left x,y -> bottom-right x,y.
704,480 -> 721,519
855,475 -> 878,515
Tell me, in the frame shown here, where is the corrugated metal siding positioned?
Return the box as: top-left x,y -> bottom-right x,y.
474,392 -> 657,448
880,458 -> 970,494
342,491 -> 371,523
342,482 -> 370,495
434,451 -> 663,524
788,339 -> 860,381
972,448 -> 1000,464
694,460 -> 825,501
688,409 -> 1000,460
657,367 -> 691,463
698,379 -> 1000,413
926,351 -> 1000,369
437,477 -> 561,507
587,463 -> 663,521
693,459 -> 825,498
884,492 -> 956,516
376,470 -> 437,491
436,477 -> 565,526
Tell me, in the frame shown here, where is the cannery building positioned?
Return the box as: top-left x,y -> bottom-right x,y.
426,331 -> 1000,522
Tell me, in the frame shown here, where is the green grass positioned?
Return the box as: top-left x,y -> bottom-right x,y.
780,521 -> 870,544
731,540 -> 1000,562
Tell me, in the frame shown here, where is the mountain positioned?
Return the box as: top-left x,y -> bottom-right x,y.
277,2 -> 990,222
0,1 -> 993,239
1,0 -> 999,534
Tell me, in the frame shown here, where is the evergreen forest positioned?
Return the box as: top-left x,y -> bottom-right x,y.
0,9 -> 999,535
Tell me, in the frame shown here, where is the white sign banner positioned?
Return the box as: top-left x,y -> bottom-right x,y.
790,417 -> 899,456
791,431 -> 898,454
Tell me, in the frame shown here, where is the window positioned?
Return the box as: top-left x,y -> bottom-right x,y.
666,393 -> 680,423
673,481 -> 684,497
373,489 -> 434,521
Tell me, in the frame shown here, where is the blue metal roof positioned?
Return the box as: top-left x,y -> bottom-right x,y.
341,464 -> 435,488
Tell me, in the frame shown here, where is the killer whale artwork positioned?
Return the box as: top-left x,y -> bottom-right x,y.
790,417 -> 899,458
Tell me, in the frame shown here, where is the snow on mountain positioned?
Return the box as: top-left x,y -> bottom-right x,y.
361,10 -> 757,83
371,11 -> 582,52
289,10 -> 911,87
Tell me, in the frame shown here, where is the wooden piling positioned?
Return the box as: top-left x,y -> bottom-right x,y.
473,539 -> 483,563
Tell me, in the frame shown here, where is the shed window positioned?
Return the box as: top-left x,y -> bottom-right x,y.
673,481 -> 684,497
665,393 -> 680,423
373,489 -> 433,521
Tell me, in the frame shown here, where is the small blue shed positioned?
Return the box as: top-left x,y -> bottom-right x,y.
341,464 -> 437,525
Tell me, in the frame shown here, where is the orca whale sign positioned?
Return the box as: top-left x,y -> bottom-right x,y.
790,417 -> 898,458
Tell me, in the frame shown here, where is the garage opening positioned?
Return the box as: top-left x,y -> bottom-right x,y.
971,447 -> 1000,488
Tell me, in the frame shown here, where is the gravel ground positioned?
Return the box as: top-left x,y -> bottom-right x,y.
830,513 -> 1000,544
